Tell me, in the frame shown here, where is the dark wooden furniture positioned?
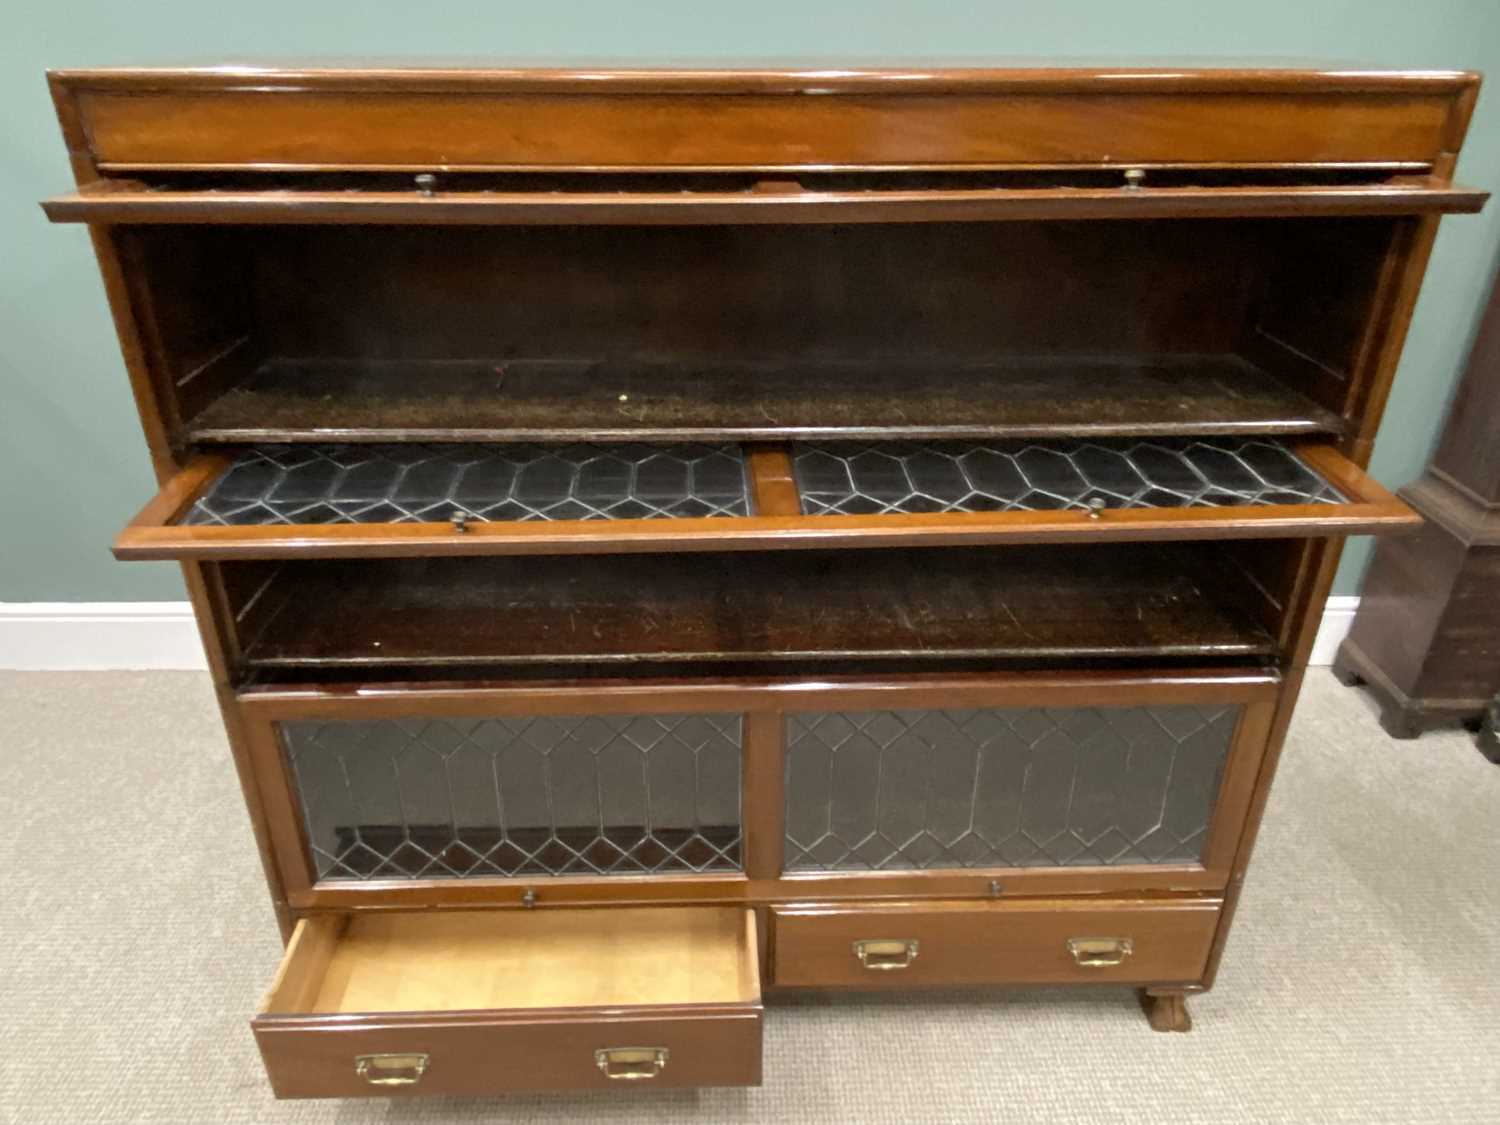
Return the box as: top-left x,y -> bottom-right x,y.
1334,266 -> 1500,739
44,64 -> 1485,1097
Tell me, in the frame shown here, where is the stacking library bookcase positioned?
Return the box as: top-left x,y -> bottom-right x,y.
45,65 -> 1486,1096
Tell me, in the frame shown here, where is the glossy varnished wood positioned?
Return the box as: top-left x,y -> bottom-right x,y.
770,898 -> 1221,988
239,667 -> 1281,718
41,177 -> 1488,226
51,67 -> 1477,173
43,64 -> 1484,1049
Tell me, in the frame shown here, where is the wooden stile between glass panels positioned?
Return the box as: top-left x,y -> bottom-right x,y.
44,64 -> 1485,1089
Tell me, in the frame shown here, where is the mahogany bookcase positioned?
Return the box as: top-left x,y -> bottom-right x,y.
44,65 -> 1485,1098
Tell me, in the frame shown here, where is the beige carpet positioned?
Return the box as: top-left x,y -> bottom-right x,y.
1,670 -> 1496,1124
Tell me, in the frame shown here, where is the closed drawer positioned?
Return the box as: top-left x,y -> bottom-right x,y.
253,906 -> 761,1098
771,898 -> 1219,988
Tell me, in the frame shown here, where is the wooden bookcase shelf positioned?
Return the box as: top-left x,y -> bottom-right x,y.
46,64 -> 1483,1093
233,545 -> 1277,674
185,354 -> 1344,444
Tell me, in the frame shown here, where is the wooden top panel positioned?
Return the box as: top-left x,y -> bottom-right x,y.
49,64 -> 1482,95
50,66 -> 1479,174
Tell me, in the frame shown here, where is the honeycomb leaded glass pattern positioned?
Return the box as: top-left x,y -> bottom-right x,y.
784,705 -> 1237,870
281,713 -> 743,880
793,438 -> 1345,516
181,443 -> 751,525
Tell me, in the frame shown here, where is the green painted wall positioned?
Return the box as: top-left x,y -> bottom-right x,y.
5,2 -> 1500,601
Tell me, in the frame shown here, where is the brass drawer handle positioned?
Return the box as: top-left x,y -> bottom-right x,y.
1067,937 -> 1134,967
595,1046 -> 669,1080
853,938 -> 920,971
355,1052 -> 429,1086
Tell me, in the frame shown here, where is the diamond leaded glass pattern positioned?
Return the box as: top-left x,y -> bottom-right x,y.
282,713 -> 743,880
784,706 -> 1238,871
181,443 -> 751,525
793,437 -> 1345,516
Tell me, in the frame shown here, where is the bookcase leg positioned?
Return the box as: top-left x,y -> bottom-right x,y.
1476,696 -> 1500,765
1139,989 -> 1193,1033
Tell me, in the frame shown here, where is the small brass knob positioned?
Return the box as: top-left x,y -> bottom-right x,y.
521,888 -> 537,909
451,510 -> 471,533
415,173 -> 437,197
1123,168 -> 1147,190
1086,498 -> 1107,520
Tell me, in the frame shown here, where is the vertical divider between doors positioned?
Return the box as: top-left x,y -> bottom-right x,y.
741,709 -> 787,881
745,444 -> 801,517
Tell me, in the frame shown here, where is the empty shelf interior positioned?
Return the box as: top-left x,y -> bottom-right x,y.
234,544 -> 1278,673
128,219 -> 1397,450
186,354 -> 1344,444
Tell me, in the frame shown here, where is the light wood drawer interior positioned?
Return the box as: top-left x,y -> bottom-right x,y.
253,906 -> 762,1097
772,898 -> 1220,988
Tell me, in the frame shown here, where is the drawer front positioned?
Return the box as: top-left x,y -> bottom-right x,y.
256,1009 -> 762,1097
771,899 -> 1220,988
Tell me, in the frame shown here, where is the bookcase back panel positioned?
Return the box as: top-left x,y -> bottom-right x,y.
245,222 -> 1258,361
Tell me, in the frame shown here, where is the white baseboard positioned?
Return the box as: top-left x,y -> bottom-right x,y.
0,602 -> 208,670
1309,595 -> 1360,667
1,596 -> 1365,672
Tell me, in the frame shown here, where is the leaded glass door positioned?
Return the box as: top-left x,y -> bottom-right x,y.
240,670 -> 1276,908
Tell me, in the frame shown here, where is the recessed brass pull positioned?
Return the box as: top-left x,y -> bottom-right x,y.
595,1046 -> 669,1080
355,1052 -> 429,1086
853,938 -> 919,970
1067,937 -> 1134,967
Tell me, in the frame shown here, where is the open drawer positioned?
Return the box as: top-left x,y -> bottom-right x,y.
116,438 -> 1416,560
254,907 -> 762,1097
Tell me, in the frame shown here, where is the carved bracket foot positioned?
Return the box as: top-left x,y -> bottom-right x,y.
1329,660 -> 1364,688
1333,640 -> 1439,740
1477,696 -> 1500,765
1139,989 -> 1193,1033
